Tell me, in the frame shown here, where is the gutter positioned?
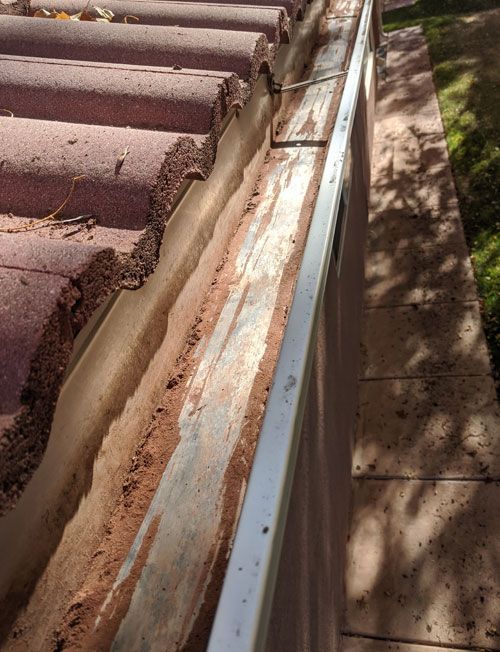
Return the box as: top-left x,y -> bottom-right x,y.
207,0 -> 374,648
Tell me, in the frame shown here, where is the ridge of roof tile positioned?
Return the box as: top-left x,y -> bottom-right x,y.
28,0 -> 292,47
0,0 -> 319,512
0,57 -> 244,131
0,17 -> 272,82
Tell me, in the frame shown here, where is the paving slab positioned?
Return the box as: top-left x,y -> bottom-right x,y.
374,113 -> 445,145
367,204 -> 465,251
383,0 -> 417,12
385,43 -> 432,81
370,165 -> 458,214
385,26 -> 426,53
345,480 -> 500,648
342,636 -> 464,652
354,376 -> 500,477
371,132 -> 450,181
376,73 -> 440,120
361,302 -> 492,379
364,242 -> 477,306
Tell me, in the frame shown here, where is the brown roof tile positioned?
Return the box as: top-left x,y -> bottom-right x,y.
0,57 -> 244,131
0,0 -> 312,512
0,17 -> 272,81
28,0 -> 292,47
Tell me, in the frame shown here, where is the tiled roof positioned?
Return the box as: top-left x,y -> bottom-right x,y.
0,0 -> 308,513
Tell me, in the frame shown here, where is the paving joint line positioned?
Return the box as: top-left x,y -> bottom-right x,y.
368,198 -> 460,218
372,128 -> 445,144
370,162 -> 454,184
367,240 -> 467,254
352,475 -> 500,483
363,299 -> 480,310
341,630 -> 499,652
359,373 -> 491,381
364,299 -> 479,310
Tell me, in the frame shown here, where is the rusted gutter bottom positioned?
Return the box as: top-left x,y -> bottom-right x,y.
0,3 -> 327,649
208,0 -> 374,649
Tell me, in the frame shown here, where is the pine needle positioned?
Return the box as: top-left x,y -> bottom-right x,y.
0,175 -> 85,233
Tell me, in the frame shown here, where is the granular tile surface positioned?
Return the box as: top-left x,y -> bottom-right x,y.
0,0 -> 320,513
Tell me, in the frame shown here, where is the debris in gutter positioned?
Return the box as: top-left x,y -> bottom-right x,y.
0,109 -> 14,116
123,14 -> 139,23
33,4 -> 114,22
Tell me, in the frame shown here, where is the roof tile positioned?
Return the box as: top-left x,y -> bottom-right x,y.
28,0 -> 291,47
0,0 -> 317,512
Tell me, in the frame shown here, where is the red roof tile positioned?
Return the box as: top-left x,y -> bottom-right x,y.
0,58 -> 244,130
29,0 -> 292,46
0,0 -> 311,512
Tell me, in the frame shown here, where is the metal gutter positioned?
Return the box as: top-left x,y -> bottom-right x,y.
207,0 -> 374,648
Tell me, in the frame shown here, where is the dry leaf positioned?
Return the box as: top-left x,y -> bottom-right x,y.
33,8 -> 54,16
94,6 -> 113,20
33,4 -> 114,21
123,14 -> 139,23
115,146 -> 130,175
77,10 -> 95,20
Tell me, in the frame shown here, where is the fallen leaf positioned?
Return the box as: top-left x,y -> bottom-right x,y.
33,4 -> 114,21
74,9 -> 95,20
33,8 -> 54,16
94,6 -> 114,20
115,146 -> 130,175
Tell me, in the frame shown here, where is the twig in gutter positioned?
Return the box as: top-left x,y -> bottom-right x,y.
0,175 -> 85,233
27,213 -> 94,232
115,146 -> 130,175
123,14 -> 139,23
0,109 -> 14,117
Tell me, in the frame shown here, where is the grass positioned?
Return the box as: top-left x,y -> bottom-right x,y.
383,0 -> 500,381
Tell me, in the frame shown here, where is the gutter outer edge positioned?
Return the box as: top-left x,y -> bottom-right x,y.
206,1 -> 374,649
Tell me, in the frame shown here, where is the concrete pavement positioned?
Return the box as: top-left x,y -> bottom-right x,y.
343,26 -> 500,652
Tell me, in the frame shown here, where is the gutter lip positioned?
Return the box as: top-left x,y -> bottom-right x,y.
206,1 -> 374,649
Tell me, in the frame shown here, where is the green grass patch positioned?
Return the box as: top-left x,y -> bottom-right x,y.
383,1 -> 500,379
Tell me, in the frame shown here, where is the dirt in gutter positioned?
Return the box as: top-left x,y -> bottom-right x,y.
41,135 -> 325,651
